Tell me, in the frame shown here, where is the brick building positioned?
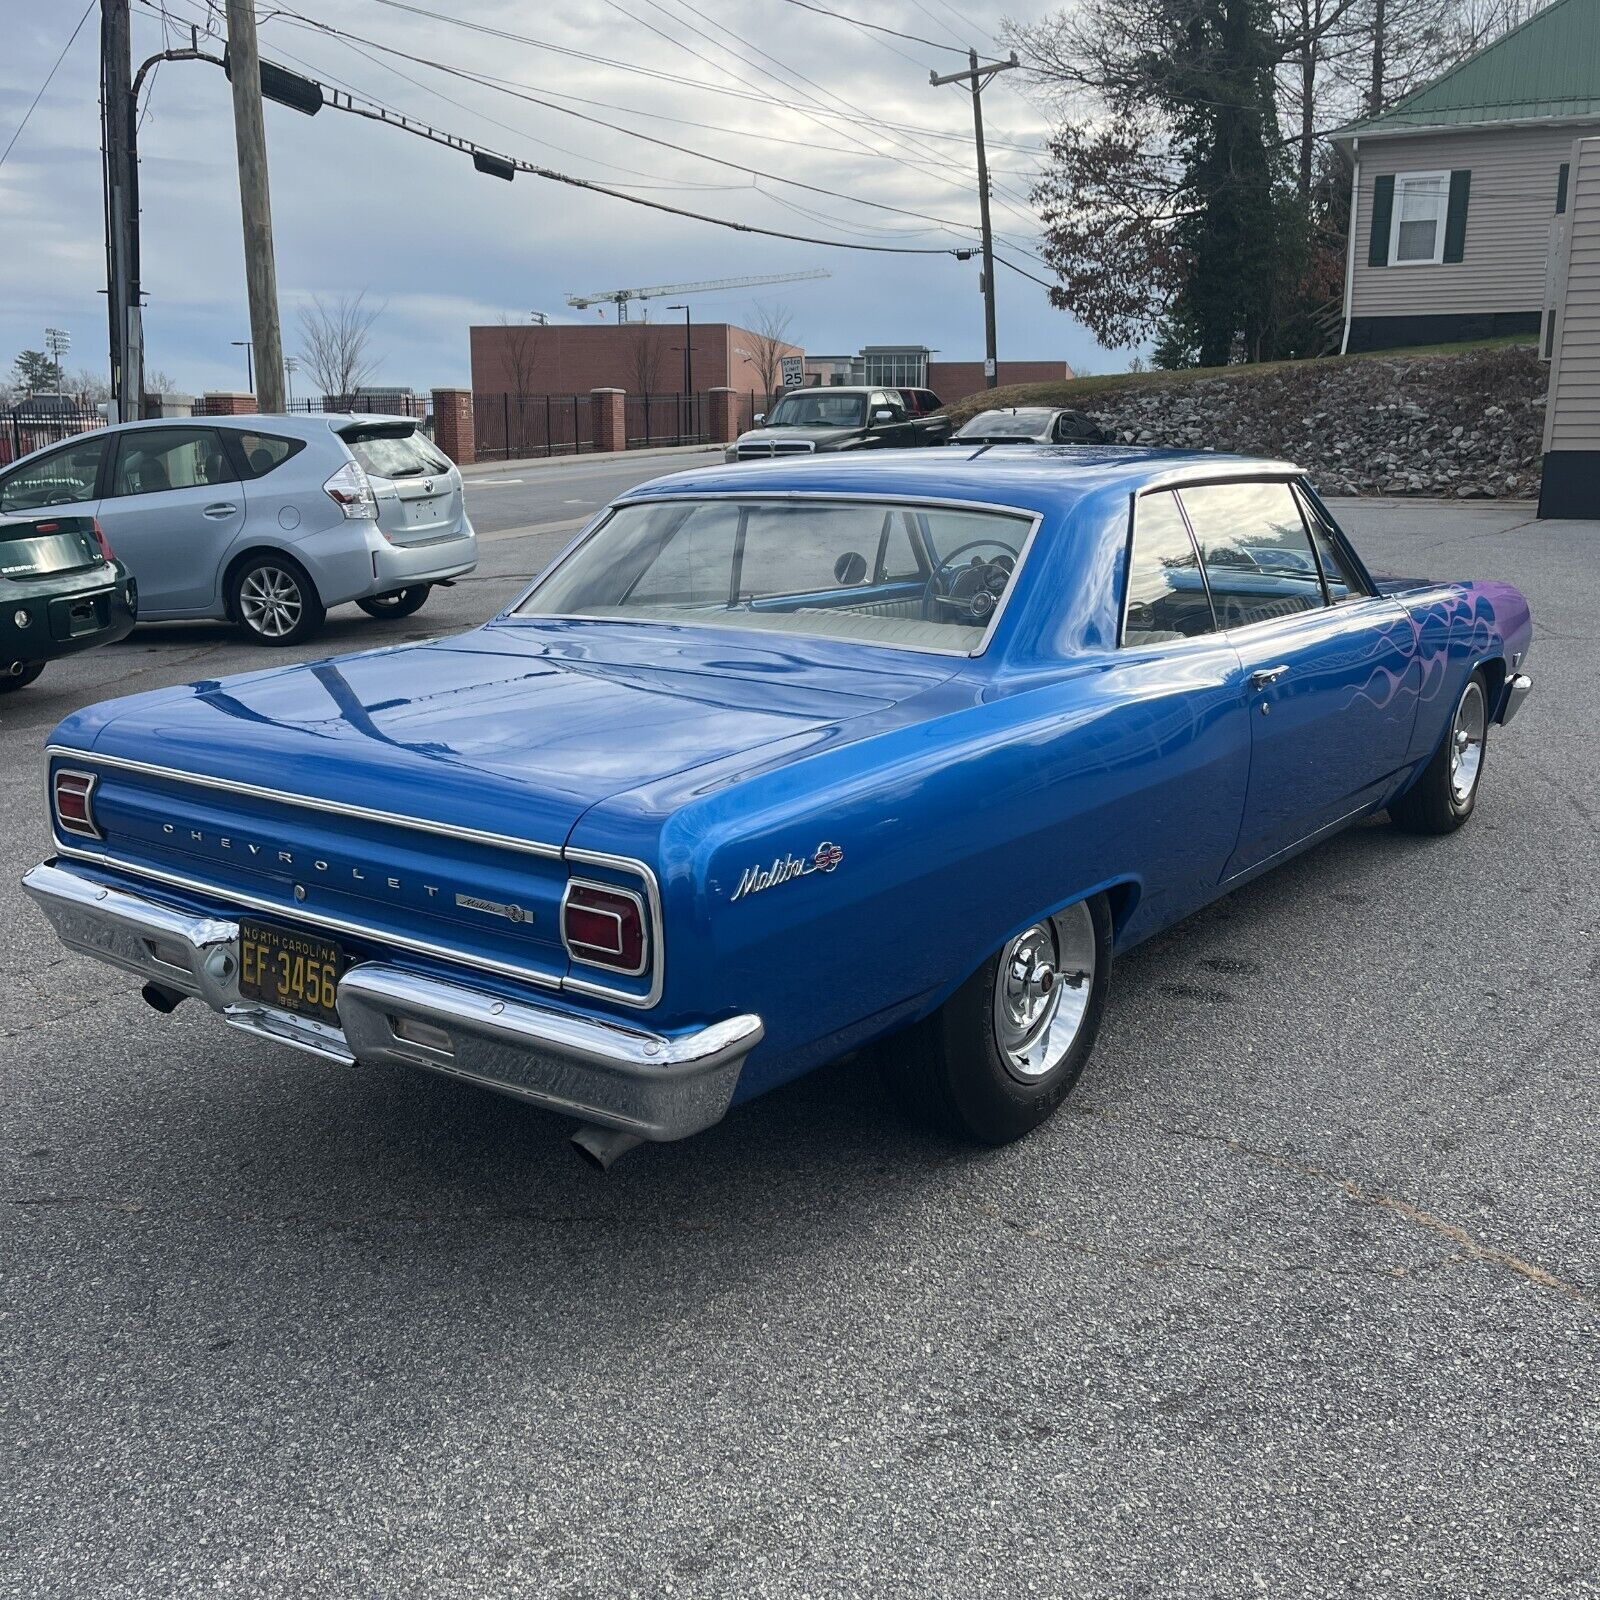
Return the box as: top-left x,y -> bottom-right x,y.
470,321 -> 802,397
802,345 -> 1074,403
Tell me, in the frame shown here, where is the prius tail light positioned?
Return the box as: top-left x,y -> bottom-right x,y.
53,769 -> 102,839
562,881 -> 649,976
323,460 -> 378,520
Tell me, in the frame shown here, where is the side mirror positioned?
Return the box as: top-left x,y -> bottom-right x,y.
872,408 -> 895,424
833,551 -> 868,585
752,412 -> 765,426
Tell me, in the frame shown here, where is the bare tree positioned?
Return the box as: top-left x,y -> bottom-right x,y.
298,291 -> 383,406
745,303 -> 796,403
628,323 -> 668,396
496,314 -> 544,455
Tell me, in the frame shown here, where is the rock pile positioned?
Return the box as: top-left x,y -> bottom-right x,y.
1079,346 -> 1546,498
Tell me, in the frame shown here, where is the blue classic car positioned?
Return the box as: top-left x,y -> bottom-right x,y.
23,449 -> 1533,1167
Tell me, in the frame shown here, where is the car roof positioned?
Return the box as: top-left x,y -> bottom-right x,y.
628,445 -> 1306,517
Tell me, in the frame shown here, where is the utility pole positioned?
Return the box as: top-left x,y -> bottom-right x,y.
226,0 -> 286,410
931,50 -> 1019,390
101,0 -> 142,421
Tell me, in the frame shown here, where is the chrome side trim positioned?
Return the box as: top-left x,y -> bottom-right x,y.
44,744 -> 564,860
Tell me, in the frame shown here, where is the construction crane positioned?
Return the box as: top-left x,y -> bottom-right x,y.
565,269 -> 830,322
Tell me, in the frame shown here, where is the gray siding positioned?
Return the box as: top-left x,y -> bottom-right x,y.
1348,122 -> 1600,319
1544,137 -> 1600,453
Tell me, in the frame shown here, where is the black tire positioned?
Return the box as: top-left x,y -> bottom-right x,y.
228,552 -> 325,647
356,585 -> 432,620
0,661 -> 45,693
1389,669 -> 1488,835
882,893 -> 1113,1145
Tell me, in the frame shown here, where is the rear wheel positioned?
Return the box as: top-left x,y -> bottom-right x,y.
356,585 -> 432,620
1390,670 -> 1487,834
0,661 -> 45,692
883,895 -> 1112,1144
229,553 -> 325,647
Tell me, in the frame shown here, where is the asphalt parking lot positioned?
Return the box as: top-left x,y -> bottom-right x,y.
3,482 -> 1595,1598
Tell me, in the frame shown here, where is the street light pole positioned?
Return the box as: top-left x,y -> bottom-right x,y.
931,50 -> 1019,390
667,302 -> 693,441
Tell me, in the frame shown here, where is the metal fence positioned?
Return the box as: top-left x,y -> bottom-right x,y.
2,403 -> 104,466
473,393 -> 597,461
624,392 -> 714,448
283,394 -> 428,417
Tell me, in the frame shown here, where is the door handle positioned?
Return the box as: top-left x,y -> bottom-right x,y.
203,502 -> 238,518
1249,665 -> 1289,690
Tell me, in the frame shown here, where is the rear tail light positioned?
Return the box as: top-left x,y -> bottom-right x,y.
323,460 -> 378,520
562,881 -> 649,976
53,769 -> 102,840
92,518 -> 114,562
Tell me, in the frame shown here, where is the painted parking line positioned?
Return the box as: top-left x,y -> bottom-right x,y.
477,516 -> 592,544
468,477 -> 526,486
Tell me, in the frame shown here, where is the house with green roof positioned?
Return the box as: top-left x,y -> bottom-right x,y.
1331,0 -> 1600,353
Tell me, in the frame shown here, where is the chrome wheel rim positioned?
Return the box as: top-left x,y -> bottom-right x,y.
993,901 -> 1096,1083
1450,679 -> 1486,808
239,566 -> 303,639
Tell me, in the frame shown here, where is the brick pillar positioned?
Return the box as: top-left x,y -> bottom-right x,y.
431,388 -> 475,466
198,392 -> 257,417
708,386 -> 740,445
591,387 -> 627,454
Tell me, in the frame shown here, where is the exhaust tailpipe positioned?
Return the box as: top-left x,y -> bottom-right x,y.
570,1124 -> 644,1172
141,981 -> 188,1014
4,661 -> 24,678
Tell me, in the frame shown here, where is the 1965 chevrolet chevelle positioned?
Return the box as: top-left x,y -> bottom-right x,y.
24,448 -> 1533,1167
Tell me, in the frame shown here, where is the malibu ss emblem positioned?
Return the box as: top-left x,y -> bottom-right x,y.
456,893 -> 530,924
731,841 -> 843,903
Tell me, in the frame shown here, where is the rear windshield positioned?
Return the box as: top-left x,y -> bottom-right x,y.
515,497 -> 1035,654
346,431 -> 451,479
958,411 -> 1053,439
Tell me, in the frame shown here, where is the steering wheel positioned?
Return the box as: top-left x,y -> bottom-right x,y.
923,539 -> 1018,622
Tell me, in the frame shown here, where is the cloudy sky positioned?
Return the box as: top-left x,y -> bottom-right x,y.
0,0 -> 1100,398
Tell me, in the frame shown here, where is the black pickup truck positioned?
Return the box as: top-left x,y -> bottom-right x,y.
726,385 -> 952,461
1,511 -> 137,692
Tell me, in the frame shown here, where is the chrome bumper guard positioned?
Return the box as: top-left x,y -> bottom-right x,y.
22,861 -> 761,1142
1498,671 -> 1532,725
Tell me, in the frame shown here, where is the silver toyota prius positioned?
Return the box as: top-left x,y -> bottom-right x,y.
0,413 -> 477,644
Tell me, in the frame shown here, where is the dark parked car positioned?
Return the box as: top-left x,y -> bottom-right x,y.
0,510 -> 136,691
727,387 -> 945,461
896,388 -> 955,445
952,406 -> 1108,446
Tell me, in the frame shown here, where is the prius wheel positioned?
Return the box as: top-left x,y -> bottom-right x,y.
229,554 -> 325,647
0,661 -> 45,692
883,895 -> 1112,1145
357,585 -> 432,620
1390,670 -> 1487,835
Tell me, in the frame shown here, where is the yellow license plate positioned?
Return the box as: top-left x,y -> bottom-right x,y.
238,921 -> 347,1025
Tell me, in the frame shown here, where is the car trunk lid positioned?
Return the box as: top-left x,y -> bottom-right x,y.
0,514 -> 106,581
338,419 -> 465,548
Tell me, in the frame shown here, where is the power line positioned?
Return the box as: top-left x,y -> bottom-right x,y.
777,0 -> 967,56
261,4 -> 995,240
0,0 -> 96,174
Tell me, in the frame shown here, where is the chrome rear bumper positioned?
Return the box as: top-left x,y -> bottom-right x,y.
1498,671 -> 1532,725
22,860 -> 760,1142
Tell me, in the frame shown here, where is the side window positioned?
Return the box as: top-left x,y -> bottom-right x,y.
1123,491 -> 1215,645
110,428 -> 234,498
1179,480 -> 1326,629
1294,487 -> 1368,603
0,434 -> 109,513
231,431 -> 306,479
